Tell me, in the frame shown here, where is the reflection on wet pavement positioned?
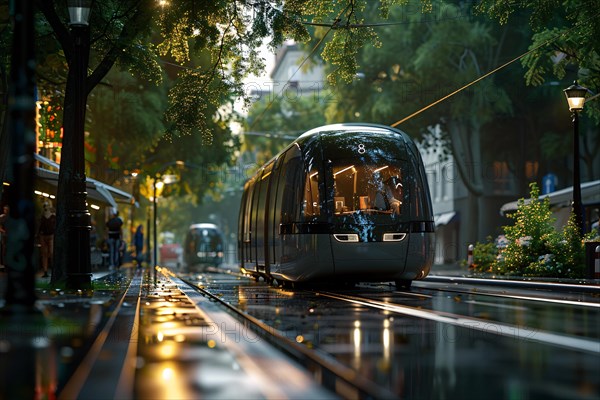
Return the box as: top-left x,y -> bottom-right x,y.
134,280 -> 270,399
195,272 -> 600,399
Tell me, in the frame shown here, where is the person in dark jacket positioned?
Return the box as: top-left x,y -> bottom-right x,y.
38,202 -> 56,277
0,205 -> 8,268
106,210 -> 123,269
134,224 -> 144,268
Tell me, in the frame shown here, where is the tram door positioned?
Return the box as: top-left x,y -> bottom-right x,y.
274,146 -> 303,265
241,178 -> 256,270
254,162 -> 273,270
268,156 -> 284,270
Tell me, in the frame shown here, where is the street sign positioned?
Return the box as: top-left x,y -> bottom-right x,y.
542,173 -> 557,194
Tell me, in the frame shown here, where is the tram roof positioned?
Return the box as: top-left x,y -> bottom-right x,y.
247,123 -> 414,182
297,123 -> 406,141
189,223 -> 220,230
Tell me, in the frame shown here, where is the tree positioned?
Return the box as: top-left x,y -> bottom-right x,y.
86,69 -> 168,184
244,93 -> 327,164
477,0 -> 600,191
0,0 -> 445,285
475,0 -> 600,94
26,0 -> 315,283
317,1 -> 521,244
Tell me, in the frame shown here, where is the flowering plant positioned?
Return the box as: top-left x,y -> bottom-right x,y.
470,183 -> 586,278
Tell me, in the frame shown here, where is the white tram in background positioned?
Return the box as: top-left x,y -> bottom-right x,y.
238,123 -> 434,289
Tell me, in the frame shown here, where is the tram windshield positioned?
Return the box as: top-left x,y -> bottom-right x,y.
317,130 -> 421,223
330,161 -> 405,217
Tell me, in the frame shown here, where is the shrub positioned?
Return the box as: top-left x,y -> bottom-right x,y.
471,237 -> 498,273
470,182 -> 586,278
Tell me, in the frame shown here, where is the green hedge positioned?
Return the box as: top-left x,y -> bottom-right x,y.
470,183 -> 597,278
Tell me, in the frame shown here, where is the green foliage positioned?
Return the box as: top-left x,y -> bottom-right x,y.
322,26 -> 380,86
476,0 -> 600,123
244,93 -> 328,164
501,183 -> 558,273
315,2 -> 517,138
470,183 -> 586,278
472,237 -> 498,272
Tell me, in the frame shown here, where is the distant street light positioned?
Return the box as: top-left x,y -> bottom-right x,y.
66,0 -> 93,289
152,162 -> 183,283
563,80 -> 588,236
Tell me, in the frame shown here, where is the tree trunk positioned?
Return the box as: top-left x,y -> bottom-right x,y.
446,119 -> 485,247
0,63 -> 9,198
582,125 -> 599,181
51,76 -> 77,283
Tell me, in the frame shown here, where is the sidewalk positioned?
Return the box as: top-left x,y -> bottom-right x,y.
0,264 -> 139,398
429,262 -> 466,276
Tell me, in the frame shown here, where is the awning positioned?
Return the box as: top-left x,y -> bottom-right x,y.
500,180 -> 600,215
34,153 -> 136,210
434,211 -> 456,226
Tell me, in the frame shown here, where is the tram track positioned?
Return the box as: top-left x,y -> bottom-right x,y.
180,270 -> 600,347
313,290 -> 600,354
177,274 -> 398,399
186,269 -> 600,353
359,278 -> 600,309
172,268 -> 600,398
423,274 -> 600,294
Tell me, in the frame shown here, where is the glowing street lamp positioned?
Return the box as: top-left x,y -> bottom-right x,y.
563,80 -> 588,235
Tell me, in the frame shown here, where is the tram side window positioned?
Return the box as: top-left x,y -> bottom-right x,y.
303,165 -> 320,217
242,180 -> 254,242
279,146 -> 303,224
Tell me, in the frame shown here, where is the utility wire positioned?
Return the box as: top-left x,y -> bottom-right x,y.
390,11 -> 600,127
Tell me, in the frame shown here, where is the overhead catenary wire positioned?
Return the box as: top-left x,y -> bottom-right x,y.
390,10 -> 600,127
150,6 -> 599,131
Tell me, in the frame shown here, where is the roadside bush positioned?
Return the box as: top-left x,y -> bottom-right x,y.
470,183 -> 587,278
471,237 -> 498,273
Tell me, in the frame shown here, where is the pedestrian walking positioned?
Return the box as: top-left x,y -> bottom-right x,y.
0,205 -> 8,268
38,202 -> 56,277
134,224 -> 144,268
106,210 -> 123,269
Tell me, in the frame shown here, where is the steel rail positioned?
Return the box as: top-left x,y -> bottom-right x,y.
424,275 -> 600,293
411,280 -> 600,309
178,276 -> 398,400
316,290 -> 600,354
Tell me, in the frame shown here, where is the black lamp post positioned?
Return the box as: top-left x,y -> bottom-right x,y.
152,177 -> 160,284
563,80 -> 588,236
66,0 -> 92,289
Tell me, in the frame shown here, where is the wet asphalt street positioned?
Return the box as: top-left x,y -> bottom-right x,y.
0,265 -> 598,399
183,270 -> 600,400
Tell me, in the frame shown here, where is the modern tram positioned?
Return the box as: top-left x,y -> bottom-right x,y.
184,223 -> 225,269
238,123 -> 434,289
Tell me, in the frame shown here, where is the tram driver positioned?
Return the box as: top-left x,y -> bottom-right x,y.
375,175 -> 402,215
